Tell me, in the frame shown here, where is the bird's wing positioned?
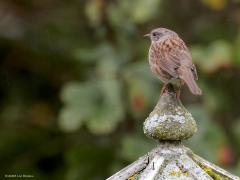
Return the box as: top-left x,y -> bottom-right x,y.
154,36 -> 195,79
191,63 -> 198,80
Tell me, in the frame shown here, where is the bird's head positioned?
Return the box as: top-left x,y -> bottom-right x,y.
144,28 -> 177,42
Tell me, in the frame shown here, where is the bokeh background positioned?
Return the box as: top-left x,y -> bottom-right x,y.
0,0 -> 240,179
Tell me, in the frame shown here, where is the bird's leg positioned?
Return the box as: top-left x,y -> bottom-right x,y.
176,80 -> 184,99
176,82 -> 182,99
176,88 -> 181,99
161,83 -> 181,100
161,83 -> 175,95
160,84 -> 168,95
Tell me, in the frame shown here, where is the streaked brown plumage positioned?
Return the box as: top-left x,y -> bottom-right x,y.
145,28 -> 202,95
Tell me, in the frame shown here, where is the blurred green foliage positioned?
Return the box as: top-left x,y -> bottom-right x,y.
0,0 -> 240,179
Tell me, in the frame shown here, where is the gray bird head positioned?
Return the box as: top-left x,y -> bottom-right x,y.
145,28 -> 178,42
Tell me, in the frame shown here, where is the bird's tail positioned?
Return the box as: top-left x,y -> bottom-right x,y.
179,67 -> 202,95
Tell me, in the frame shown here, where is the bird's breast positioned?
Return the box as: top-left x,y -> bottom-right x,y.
148,43 -> 171,83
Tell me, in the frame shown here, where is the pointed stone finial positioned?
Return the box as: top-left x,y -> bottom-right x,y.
143,84 -> 197,140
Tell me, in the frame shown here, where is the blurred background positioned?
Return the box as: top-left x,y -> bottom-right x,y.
0,0 -> 240,179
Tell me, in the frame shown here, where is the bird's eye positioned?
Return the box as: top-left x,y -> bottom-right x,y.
152,32 -> 164,37
152,32 -> 157,36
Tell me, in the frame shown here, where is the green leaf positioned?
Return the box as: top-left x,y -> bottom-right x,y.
59,82 -> 98,132
191,41 -> 232,73
85,0 -> 103,26
129,0 -> 162,23
87,79 -> 124,134
59,107 -> 85,132
107,0 -> 162,24
72,48 -> 99,63
60,82 -> 97,107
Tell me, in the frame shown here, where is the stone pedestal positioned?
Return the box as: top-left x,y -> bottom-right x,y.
107,85 -> 240,180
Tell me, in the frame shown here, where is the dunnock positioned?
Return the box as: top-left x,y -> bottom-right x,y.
145,28 -> 202,96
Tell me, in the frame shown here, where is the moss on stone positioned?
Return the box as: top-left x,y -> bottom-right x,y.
143,88 -> 197,140
169,170 -> 181,177
127,173 -> 139,180
199,164 -> 229,180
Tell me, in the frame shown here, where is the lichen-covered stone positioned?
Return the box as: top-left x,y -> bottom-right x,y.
107,142 -> 240,180
143,86 -> 197,140
107,84 -> 240,180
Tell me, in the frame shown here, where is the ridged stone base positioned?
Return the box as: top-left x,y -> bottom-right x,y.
107,142 -> 239,180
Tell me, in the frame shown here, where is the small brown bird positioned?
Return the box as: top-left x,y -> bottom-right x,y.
145,28 -> 202,96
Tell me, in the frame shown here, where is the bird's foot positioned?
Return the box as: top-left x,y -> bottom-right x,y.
161,83 -> 181,99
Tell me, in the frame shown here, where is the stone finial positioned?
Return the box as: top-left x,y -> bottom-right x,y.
143,84 -> 197,140
107,84 -> 240,180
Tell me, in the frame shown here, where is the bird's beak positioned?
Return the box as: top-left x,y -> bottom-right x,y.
144,33 -> 150,37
